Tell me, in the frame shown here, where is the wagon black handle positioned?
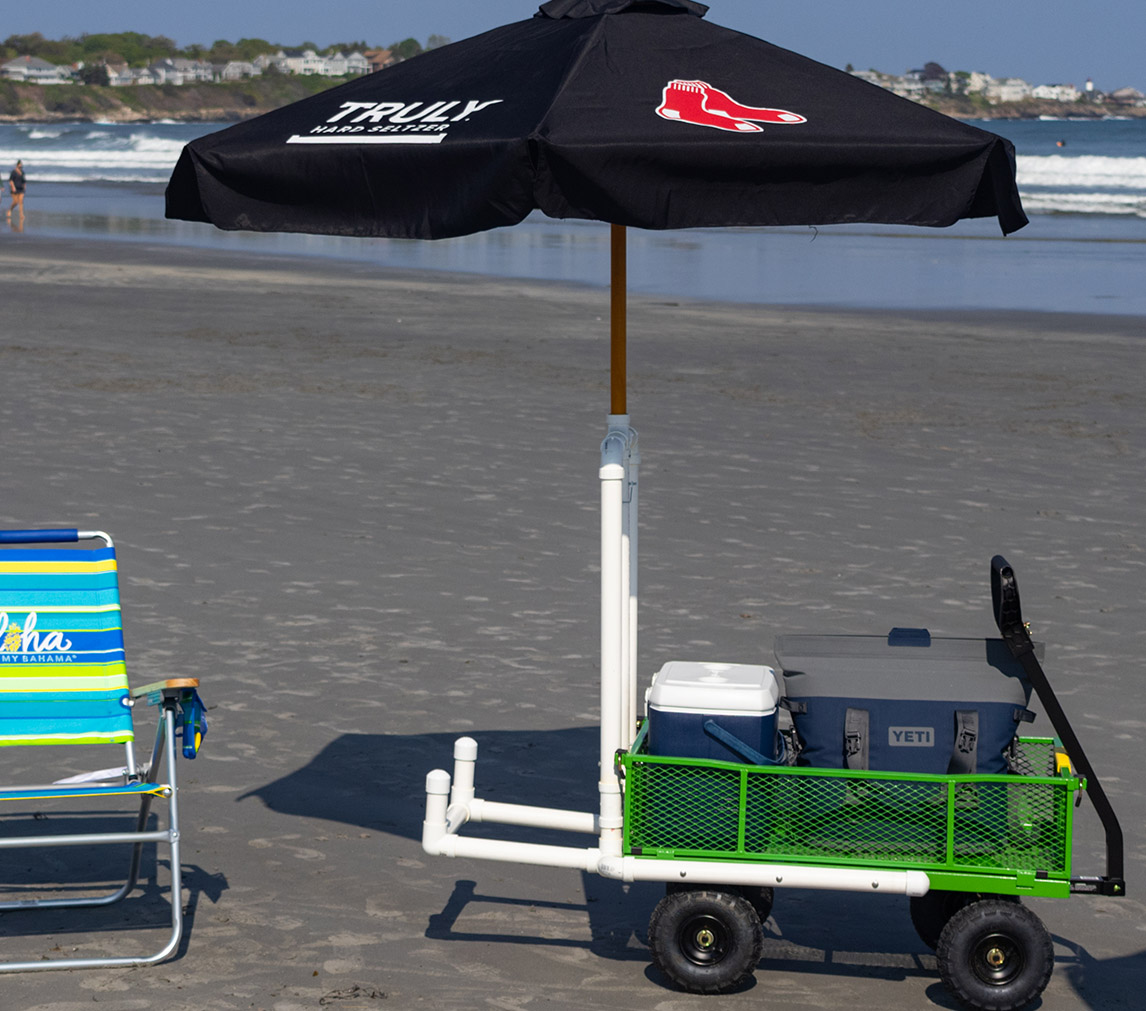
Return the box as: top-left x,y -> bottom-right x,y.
991,555 -> 1024,644
991,555 -> 1124,896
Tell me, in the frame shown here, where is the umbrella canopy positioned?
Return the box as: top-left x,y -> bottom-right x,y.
166,0 -> 1027,240
164,0 -> 1033,859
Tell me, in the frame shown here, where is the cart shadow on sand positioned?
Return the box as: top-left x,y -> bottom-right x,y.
243,728 -> 1142,1006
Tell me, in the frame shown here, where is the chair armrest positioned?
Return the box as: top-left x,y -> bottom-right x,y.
130,678 -> 201,706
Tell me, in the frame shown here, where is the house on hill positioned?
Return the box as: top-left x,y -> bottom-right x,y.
273,49 -> 327,76
131,66 -> 162,86
171,58 -> 216,83
986,77 -> 1033,104
266,48 -> 370,77
324,51 -> 369,76
1032,83 -> 1081,102
363,50 -> 393,73
220,60 -> 262,81
104,63 -> 133,86
1108,86 -> 1146,106
1,54 -> 74,85
134,58 -> 218,86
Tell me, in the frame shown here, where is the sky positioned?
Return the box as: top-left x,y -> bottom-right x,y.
4,1 -> 1143,93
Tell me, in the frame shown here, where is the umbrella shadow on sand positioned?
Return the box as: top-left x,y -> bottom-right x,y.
241,727 -> 670,965
238,727 -> 601,843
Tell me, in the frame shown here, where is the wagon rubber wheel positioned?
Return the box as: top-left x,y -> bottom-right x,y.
649,888 -> 763,993
910,891 -> 1019,951
666,882 -> 775,924
937,899 -> 1053,1011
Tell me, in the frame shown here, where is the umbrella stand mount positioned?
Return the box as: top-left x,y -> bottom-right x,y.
422,410 -> 644,871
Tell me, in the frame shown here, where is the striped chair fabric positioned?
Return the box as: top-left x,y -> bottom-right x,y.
0,546 -> 134,748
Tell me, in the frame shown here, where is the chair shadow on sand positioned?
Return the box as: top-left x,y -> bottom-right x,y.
0,807 -> 228,957
243,728 -> 1142,1004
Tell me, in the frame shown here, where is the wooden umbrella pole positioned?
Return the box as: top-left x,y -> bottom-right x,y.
610,223 -> 627,415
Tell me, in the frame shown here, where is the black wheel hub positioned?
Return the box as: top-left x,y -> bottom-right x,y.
972,931 -> 1024,986
679,914 -> 729,966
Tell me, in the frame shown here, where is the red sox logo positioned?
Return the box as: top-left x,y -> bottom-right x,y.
656,80 -> 806,133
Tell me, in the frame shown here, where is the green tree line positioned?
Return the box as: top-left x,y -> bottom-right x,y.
1,31 -> 451,69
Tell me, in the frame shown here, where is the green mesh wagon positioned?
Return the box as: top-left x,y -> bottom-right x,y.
609,558 -> 1124,1010
426,555 -> 1124,1011
621,734 -> 1078,898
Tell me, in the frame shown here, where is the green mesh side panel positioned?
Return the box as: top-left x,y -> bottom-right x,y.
1005,737 -> 1056,777
622,737 -> 1073,878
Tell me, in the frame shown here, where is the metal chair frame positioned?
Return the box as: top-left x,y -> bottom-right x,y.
0,529 -> 201,972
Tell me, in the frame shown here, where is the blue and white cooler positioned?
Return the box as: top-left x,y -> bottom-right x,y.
646,661 -> 781,765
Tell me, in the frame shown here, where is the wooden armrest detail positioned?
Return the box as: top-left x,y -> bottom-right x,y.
130,678 -> 200,700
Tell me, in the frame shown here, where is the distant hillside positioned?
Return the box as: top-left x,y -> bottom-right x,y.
2,75 -> 1144,124
924,94 -> 1146,120
0,75 -> 343,123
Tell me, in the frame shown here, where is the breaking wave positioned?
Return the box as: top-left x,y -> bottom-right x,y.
1,123 -> 192,183
1016,154 -> 1146,217
1017,154 -> 1146,190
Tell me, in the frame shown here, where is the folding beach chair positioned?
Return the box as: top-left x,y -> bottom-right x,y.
0,528 -> 206,972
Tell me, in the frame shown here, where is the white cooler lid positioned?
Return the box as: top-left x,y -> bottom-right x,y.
647,661 -> 780,715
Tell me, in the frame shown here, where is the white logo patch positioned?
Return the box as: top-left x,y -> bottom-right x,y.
287,99 -> 504,146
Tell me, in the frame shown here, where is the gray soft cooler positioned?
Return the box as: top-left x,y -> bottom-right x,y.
775,631 -> 1037,774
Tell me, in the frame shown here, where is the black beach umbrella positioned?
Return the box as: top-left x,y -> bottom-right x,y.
166,0 -> 1027,410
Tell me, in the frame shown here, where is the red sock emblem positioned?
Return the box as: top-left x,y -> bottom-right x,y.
656,80 -> 762,133
656,80 -> 807,132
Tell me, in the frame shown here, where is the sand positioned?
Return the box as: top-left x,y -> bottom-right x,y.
0,234 -> 1143,1009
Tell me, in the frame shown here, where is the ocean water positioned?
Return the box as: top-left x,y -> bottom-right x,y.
1,117 -> 1145,316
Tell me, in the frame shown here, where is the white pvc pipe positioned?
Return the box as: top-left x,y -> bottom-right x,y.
449,736 -> 477,808
604,417 -> 639,749
432,834 -> 602,871
605,416 -> 631,756
462,799 -> 598,835
597,856 -> 931,897
602,418 -> 641,749
626,436 -> 640,743
599,429 -> 627,857
423,769 -> 451,854
423,771 -> 601,869
620,510 -> 631,743
424,766 -> 932,897
429,744 -> 600,842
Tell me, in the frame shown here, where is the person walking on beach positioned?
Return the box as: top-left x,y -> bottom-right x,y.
7,160 -> 26,225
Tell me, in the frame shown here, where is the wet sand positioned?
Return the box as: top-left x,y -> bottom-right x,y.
0,235 -> 1143,1009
